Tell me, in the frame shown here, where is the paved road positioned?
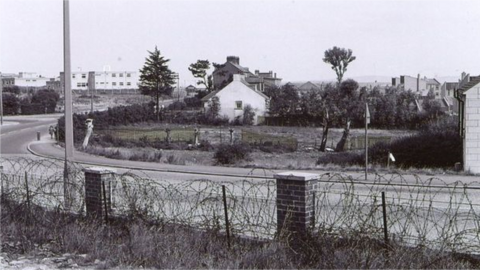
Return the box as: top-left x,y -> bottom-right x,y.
1,115 -> 58,154
2,114 -> 479,185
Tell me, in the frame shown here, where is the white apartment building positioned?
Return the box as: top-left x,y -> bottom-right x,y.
65,71 -> 139,91
11,72 -> 51,88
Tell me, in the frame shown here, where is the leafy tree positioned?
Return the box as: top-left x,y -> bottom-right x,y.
188,60 -> 214,92
266,84 -> 300,117
299,88 -> 323,118
139,46 -> 175,121
2,93 -> 20,115
3,85 -> 20,95
31,89 -> 60,113
323,46 -> 356,84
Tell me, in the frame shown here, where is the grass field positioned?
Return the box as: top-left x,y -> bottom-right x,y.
99,127 -> 197,142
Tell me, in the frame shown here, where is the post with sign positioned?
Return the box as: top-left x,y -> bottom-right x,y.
365,102 -> 370,181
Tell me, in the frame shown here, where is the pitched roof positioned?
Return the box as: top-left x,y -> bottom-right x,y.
200,79 -> 269,102
427,78 -> 441,85
458,75 -> 480,94
200,90 -> 220,102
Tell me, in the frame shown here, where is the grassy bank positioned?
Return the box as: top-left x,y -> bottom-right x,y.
2,199 -> 477,269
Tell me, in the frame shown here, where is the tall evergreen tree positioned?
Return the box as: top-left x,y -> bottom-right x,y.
139,46 -> 175,121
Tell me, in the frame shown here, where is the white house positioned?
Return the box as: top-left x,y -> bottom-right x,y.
457,74 -> 480,174
201,74 -> 270,125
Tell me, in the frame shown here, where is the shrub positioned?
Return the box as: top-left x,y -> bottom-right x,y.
214,143 -> 252,165
168,101 -> 187,110
316,116 -> 462,169
316,152 -> 363,166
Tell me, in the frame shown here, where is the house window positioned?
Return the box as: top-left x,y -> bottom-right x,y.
119,82 -> 124,86
112,73 -> 116,77
72,74 -> 76,78
112,82 -> 117,86
81,74 -> 86,79
126,73 -> 131,77
127,82 -> 131,86
235,101 -> 243,110
119,73 -> 124,77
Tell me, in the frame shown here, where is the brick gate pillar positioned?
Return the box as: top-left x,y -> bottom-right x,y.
84,167 -> 116,219
275,172 -> 319,237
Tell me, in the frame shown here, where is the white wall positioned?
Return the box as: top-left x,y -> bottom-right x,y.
14,72 -> 50,87
205,75 -> 268,125
464,84 -> 480,174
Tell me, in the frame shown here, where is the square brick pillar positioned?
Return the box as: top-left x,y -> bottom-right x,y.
84,167 -> 116,219
275,172 -> 319,237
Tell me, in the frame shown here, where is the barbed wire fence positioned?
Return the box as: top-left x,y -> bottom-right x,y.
2,157 -> 480,255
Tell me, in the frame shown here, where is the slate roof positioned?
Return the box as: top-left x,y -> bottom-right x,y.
457,75 -> 480,94
201,78 -> 269,102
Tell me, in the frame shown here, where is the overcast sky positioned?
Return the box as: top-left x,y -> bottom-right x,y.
1,0 -> 479,85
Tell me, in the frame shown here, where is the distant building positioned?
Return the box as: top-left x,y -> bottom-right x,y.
185,85 -> 206,97
391,74 -> 428,92
426,78 -> 441,98
1,73 -> 16,87
15,72 -> 51,88
212,56 -> 281,92
201,74 -> 270,125
441,81 -> 459,114
60,70 -> 139,94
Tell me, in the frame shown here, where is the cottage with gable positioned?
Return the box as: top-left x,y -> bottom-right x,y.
201,74 -> 270,125
456,73 -> 480,173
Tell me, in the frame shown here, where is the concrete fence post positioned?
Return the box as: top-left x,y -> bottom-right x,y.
84,167 -> 116,220
275,172 -> 319,238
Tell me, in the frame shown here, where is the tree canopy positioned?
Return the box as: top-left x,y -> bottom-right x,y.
188,60 -> 214,92
139,46 -> 175,120
323,46 -> 356,84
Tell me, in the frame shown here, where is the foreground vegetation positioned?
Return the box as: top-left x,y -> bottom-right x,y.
2,199 -> 477,269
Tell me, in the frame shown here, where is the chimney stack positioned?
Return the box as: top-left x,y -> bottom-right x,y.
417,74 -> 420,92
227,56 -> 240,65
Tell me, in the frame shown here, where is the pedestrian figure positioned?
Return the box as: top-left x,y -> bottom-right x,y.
49,126 -> 54,139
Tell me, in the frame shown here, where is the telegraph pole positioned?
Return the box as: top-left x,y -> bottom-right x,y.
64,0 -> 74,159
63,0 -> 74,208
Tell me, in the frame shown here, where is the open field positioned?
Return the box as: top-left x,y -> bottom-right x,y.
85,124 -> 416,171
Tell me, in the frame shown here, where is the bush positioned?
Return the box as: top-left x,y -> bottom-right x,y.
184,96 -> 202,108
214,143 -> 252,165
316,152 -> 363,166
168,101 -> 187,110
316,116 -> 462,169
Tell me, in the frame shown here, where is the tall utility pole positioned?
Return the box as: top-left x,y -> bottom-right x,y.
64,0 -> 74,159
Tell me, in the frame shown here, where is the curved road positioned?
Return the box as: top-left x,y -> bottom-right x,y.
2,114 -> 479,185
1,115 -> 278,182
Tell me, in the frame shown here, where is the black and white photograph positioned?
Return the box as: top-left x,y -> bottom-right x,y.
2,0 -> 480,269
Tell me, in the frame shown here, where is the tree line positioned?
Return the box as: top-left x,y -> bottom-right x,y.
2,86 -> 59,115
265,80 -> 445,130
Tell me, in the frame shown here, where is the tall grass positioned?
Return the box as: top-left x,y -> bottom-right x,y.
1,199 -> 476,269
